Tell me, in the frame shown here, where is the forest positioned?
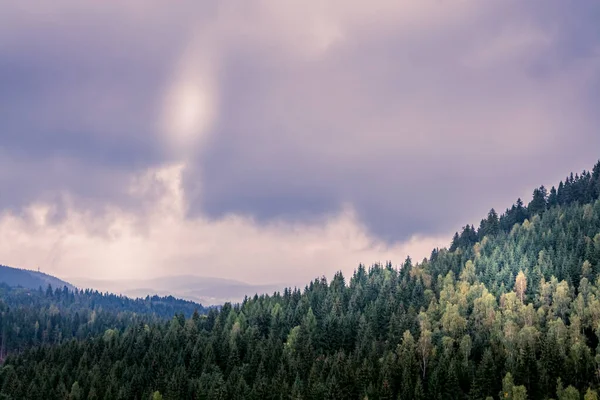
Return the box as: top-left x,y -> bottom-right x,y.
0,284 -> 206,359
0,160 -> 599,399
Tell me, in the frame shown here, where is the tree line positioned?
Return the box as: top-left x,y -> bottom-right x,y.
0,283 -> 206,359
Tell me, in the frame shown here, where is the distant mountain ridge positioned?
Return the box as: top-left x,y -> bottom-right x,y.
70,275 -> 284,306
0,264 -> 75,291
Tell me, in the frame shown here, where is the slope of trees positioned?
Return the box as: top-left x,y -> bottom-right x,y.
0,284 -> 206,358
451,161 -> 600,252
1,161 -> 600,400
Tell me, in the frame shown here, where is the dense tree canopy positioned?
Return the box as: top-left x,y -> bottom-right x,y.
1,161 -> 600,399
0,284 -> 206,359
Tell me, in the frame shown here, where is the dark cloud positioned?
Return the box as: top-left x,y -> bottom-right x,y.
1,1 -> 600,243
184,0 -> 600,240
0,4 -> 195,211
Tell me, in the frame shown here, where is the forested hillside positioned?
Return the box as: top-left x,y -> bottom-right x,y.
1,161 -> 600,400
0,265 -> 74,291
0,284 -> 206,360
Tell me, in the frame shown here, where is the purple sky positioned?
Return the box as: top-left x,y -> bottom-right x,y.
1,1 -> 599,288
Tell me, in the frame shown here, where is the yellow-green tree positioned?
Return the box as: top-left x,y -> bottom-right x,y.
515,271 -> 527,303
585,388 -> 599,400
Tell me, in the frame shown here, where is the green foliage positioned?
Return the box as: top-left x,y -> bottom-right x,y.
0,283 -> 206,357
513,385 -> 528,400
69,381 -> 82,400
151,391 -> 163,400
585,388 -> 599,400
559,386 -> 580,400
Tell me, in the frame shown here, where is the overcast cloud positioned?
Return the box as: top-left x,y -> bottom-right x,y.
0,1 -> 599,289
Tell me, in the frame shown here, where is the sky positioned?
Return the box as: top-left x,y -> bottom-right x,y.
1,1 -> 599,290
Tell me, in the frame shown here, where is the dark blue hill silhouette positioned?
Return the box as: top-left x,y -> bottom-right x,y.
0,264 -> 74,290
